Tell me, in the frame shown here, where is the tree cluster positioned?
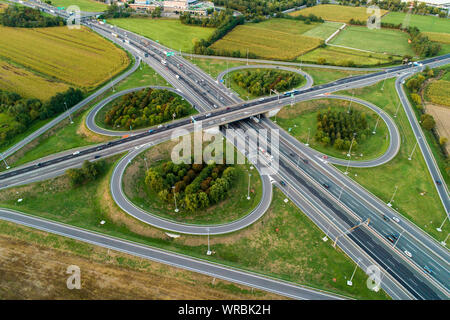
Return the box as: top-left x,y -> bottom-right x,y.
180,9 -> 234,27
104,88 -> 192,130
315,108 -> 370,150
407,26 -> 441,57
66,160 -> 106,187
0,87 -> 83,145
0,5 -> 65,27
212,0 -> 312,19
145,160 -> 237,212
99,4 -> 134,19
231,69 -> 304,96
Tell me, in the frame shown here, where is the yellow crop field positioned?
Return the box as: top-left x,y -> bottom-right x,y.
0,26 -> 130,91
423,32 -> 450,44
426,80 -> 450,107
290,4 -> 388,23
210,23 -> 322,60
0,3 -> 8,13
0,60 -> 69,100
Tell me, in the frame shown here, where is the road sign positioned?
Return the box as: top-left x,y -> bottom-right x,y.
166,51 -> 175,57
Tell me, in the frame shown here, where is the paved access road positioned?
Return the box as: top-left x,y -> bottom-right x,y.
396,74 -> 450,215
0,208 -> 343,300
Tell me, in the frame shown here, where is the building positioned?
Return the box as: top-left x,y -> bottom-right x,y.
129,0 -> 210,15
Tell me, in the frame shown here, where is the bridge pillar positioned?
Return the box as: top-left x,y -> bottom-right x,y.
265,108 -> 281,118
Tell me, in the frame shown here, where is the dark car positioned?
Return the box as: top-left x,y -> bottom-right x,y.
436,180 -> 442,185
280,181 -> 286,187
302,158 -> 309,164
423,266 -> 433,275
386,235 -> 395,243
94,155 -> 101,159
383,215 -> 390,222
322,183 -> 330,189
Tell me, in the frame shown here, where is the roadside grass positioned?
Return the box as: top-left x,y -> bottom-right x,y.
226,69 -> 306,100
301,67 -> 371,85
273,99 -> 389,161
190,57 -> 261,79
49,0 -> 108,12
210,19 -> 323,61
329,26 -> 414,56
336,79 -> 449,242
108,18 -> 215,52
0,226 -> 277,299
123,137 -> 263,225
300,46 -> 393,66
381,12 -> 450,34
303,21 -> 343,40
289,4 -> 388,23
0,156 -> 388,299
115,61 -> 169,91
0,26 -> 130,91
0,59 -> 69,101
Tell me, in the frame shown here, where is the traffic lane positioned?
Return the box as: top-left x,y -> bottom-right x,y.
0,208 -> 343,300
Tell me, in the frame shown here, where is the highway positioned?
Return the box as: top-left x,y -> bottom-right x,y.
1,1 -> 449,300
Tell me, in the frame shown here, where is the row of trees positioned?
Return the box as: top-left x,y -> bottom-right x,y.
180,10 -> 235,28
315,108 -> 370,150
212,0 -> 314,19
231,69 -> 304,96
104,88 -> 192,130
145,160 -> 237,212
66,160 -> 106,187
0,87 -> 83,146
0,5 -> 65,27
338,0 -> 447,17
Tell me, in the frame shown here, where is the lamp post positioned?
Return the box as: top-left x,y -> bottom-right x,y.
372,116 -> 380,134
436,216 -> 448,232
347,91 -> 355,113
0,152 -> 9,169
143,157 -> 148,172
172,186 -> 179,213
305,128 -> 311,146
347,133 -> 356,157
338,185 -> 345,200
393,230 -> 404,249
394,100 -> 401,118
206,227 -> 212,255
247,173 -> 251,200
347,258 -> 361,286
441,233 -> 449,246
387,185 -> 398,207
408,141 -> 418,161
64,102 -> 73,124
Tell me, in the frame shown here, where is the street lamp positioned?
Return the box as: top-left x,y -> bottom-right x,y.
284,183 -> 290,203
172,186 -> 179,213
64,102 -> 74,124
206,227 -> 212,255
305,128 -> 311,146
247,173 -> 251,200
347,91 -> 355,114
338,185 -> 345,200
387,186 -> 398,207
143,157 -> 148,172
436,216 -> 448,232
441,233 -> 449,246
372,116 -> 380,134
0,152 -> 10,170
408,141 -> 418,161
394,100 -> 401,118
347,133 -> 356,157
347,258 -> 361,286
393,230 -> 404,249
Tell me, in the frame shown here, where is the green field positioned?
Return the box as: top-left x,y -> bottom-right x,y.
303,21 -> 343,40
273,99 -> 389,161
48,0 -> 108,12
382,12 -> 450,34
337,79 -> 449,242
210,19 -> 323,60
300,45 -> 393,66
123,140 -> 263,224
290,4 -> 388,23
0,156 -> 387,299
302,67 -> 371,85
330,26 -> 414,56
108,18 -> 216,52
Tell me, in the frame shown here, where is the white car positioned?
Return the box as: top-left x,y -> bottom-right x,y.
392,216 -> 400,223
72,151 -> 80,155
404,250 -> 412,258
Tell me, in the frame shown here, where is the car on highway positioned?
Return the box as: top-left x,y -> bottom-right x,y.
72,151 -> 80,155
386,234 -> 395,243
302,158 -> 309,164
404,250 -> 412,258
383,215 -> 390,222
259,98 -> 265,101
435,180 -> 442,185
392,216 -> 400,223
423,265 -> 433,275
322,183 -> 330,189
94,155 -> 101,159
280,181 -> 286,187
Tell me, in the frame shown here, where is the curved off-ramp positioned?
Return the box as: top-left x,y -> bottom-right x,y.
264,94 -> 401,168
110,147 -> 273,235
86,86 -> 198,136
217,64 -> 314,90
